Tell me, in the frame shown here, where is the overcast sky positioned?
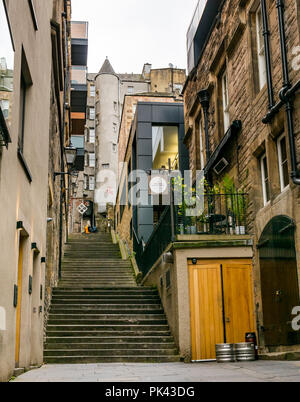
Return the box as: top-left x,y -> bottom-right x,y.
71,0 -> 198,74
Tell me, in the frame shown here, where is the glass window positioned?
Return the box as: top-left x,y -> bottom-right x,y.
260,154 -> 270,206
102,163 -> 110,169
71,66 -> 87,85
90,85 -> 95,97
18,73 -> 27,152
89,108 -> 95,120
89,153 -> 95,167
222,70 -> 230,133
152,126 -> 179,170
89,176 -> 95,191
89,129 -> 95,144
277,134 -> 289,191
71,135 -> 84,148
0,0 -> 14,132
127,86 -> 134,94
256,6 -> 267,90
84,174 -> 88,190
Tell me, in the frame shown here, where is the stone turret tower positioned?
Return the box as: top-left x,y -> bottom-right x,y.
94,58 -> 120,213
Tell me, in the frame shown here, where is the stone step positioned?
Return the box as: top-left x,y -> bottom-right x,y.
51,293 -> 160,298
45,336 -> 174,344
47,318 -> 168,325
50,307 -> 163,314
44,348 -> 177,357
45,342 -> 177,350
51,299 -> 161,305
61,274 -> 134,278
46,330 -> 172,337
58,284 -> 137,288
47,324 -> 170,332
49,313 -> 166,320
44,356 -> 181,364
52,289 -> 156,294
45,233 -> 178,364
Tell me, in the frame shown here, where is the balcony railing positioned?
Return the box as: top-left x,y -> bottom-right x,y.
134,192 -> 248,277
175,193 -> 248,236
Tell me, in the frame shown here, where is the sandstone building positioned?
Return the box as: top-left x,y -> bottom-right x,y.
0,0 -> 73,381
72,59 -> 186,218
182,0 -> 300,357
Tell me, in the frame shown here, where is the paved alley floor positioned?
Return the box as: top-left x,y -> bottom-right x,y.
11,361 -> 300,382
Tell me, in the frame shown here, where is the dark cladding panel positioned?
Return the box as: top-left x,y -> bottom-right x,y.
137,156 -> 152,171
137,103 -> 152,122
137,139 -> 152,155
178,123 -> 189,172
152,104 -> 180,124
137,122 -> 152,139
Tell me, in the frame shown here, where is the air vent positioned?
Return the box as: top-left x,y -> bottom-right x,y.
213,158 -> 229,175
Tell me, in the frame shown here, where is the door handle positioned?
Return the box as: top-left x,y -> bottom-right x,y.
226,317 -> 230,323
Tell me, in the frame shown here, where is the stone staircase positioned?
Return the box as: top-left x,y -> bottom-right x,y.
44,233 -> 180,363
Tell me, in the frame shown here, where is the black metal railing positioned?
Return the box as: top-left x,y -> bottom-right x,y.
133,192 -> 248,277
133,207 -> 172,277
175,193 -> 248,236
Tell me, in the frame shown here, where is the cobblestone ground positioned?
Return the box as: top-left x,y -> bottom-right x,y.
11,361 -> 300,382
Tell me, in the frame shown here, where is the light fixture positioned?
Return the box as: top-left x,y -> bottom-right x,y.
65,146 -> 77,166
16,221 -> 23,230
41,257 -> 46,264
47,217 -> 53,223
31,243 -> 37,250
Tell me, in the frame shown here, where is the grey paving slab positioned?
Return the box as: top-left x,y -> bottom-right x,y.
11,361 -> 300,382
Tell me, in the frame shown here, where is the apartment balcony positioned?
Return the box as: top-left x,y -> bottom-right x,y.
70,135 -> 85,171
187,0 -> 223,73
134,192 -> 251,277
71,21 -> 88,66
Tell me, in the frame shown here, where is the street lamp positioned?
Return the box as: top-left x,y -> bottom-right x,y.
65,146 -> 77,167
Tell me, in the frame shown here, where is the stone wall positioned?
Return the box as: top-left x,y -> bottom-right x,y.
183,0 -> 300,350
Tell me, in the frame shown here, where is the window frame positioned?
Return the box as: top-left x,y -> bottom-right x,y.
89,153 -> 95,168
89,175 -> 95,191
27,0 -> 38,31
89,107 -> 95,120
89,129 -> 95,144
90,84 -> 95,97
221,70 -> 230,133
260,153 -> 270,206
255,6 -> 267,90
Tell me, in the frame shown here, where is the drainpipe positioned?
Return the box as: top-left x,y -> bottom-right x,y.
276,0 -> 300,185
198,89 -> 212,186
198,89 -> 211,162
261,0 -> 274,109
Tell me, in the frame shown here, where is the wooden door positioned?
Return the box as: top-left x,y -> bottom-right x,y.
222,262 -> 255,344
15,237 -> 24,366
260,258 -> 300,346
189,263 -> 224,361
259,216 -> 300,346
189,259 -> 255,361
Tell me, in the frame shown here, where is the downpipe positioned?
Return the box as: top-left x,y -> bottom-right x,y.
276,0 -> 300,185
263,0 -> 300,185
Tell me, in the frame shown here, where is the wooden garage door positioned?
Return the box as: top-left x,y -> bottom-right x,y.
189,264 -> 224,361
189,259 -> 255,361
222,262 -> 255,344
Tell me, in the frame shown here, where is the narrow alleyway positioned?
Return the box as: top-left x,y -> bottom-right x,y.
44,233 -> 180,363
